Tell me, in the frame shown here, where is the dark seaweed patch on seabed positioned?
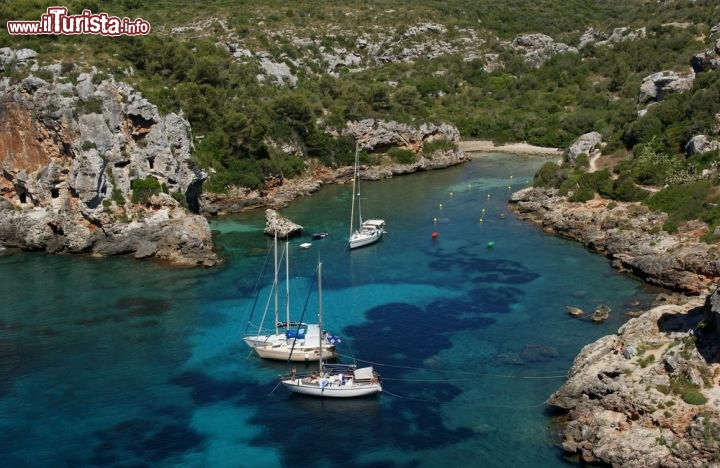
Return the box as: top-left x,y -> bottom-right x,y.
429,255 -> 539,285
115,297 -> 172,318
90,417 -> 204,465
169,370 -> 251,406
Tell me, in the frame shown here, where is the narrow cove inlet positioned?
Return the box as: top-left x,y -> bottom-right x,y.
0,154 -> 663,467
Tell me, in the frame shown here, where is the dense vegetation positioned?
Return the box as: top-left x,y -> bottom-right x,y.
3,0 -> 720,233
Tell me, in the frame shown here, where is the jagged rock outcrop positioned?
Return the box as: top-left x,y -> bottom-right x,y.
510,33 -> 577,68
344,119 -> 460,151
578,27 -> 646,49
548,292 -> 720,467
638,70 -> 695,107
509,187 -> 720,294
0,47 -> 38,70
200,119 -> 468,214
565,132 -> 603,161
690,25 -> 720,73
685,134 -> 720,156
263,209 -> 303,238
0,49 -> 218,266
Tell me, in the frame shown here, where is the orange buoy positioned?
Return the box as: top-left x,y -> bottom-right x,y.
431,232 -> 439,239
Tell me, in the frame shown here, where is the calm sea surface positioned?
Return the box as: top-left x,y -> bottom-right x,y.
0,154 -> 662,467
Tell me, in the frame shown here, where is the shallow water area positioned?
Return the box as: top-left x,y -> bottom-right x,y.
0,153 -> 662,467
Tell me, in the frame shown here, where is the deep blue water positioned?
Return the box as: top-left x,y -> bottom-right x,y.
0,154 -> 662,467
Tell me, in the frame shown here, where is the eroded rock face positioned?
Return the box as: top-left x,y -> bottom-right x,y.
0,50 -> 218,266
200,119 -> 468,214
264,209 -> 303,238
566,132 -> 603,161
509,33 -> 577,68
638,70 -> 695,106
509,188 -> 719,294
548,293 -> 720,467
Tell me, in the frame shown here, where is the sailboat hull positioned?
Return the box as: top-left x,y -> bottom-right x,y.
243,334 -> 281,349
349,219 -> 385,249
349,229 -> 383,249
281,379 -> 382,397
254,344 -> 337,362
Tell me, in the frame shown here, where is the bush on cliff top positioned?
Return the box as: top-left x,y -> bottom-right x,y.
645,181 -> 712,233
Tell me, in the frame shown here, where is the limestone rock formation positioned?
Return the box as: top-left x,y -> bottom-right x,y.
200,119 -> 468,214
510,33 -> 577,68
566,132 -> 603,162
264,209 -> 303,238
548,293 -> 720,467
578,26 -> 646,48
638,70 -> 695,107
0,49 -> 218,266
685,134 -> 720,156
344,119 -> 460,151
509,187 -> 720,294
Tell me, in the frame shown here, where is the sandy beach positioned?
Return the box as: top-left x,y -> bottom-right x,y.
459,140 -> 564,157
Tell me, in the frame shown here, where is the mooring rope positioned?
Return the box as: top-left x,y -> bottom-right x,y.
380,387 -> 551,409
335,352 -> 568,380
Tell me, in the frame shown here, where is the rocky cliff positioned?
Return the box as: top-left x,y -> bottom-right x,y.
200,118 -> 469,214
508,186 -> 720,465
0,49 -> 218,266
509,187 -> 720,295
548,292 -> 720,467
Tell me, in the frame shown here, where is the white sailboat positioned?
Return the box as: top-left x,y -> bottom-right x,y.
243,234 -> 338,362
281,261 -> 382,398
348,143 -> 385,249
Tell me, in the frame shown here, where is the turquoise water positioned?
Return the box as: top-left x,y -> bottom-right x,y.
0,154 -> 661,467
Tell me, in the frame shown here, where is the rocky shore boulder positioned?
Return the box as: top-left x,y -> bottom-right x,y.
264,209 -> 303,238
0,49 -> 218,266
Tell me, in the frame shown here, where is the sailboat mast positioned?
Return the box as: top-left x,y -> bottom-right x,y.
349,143 -> 358,238
356,144 -> 363,225
285,240 -> 290,327
273,232 -> 279,335
317,261 -> 323,373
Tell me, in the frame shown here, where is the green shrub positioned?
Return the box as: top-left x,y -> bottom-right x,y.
33,69 -> 54,82
81,140 -> 96,151
387,147 -> 416,164
645,181 -> 712,232
131,177 -> 162,204
422,138 -> 457,156
77,96 -> 104,115
533,161 -> 567,188
111,187 -> 125,205
574,153 -> 589,168
612,177 -> 650,202
682,390 -> 708,406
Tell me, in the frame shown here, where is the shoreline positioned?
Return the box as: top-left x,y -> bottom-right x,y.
201,142 -> 563,216
459,140 -> 565,157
